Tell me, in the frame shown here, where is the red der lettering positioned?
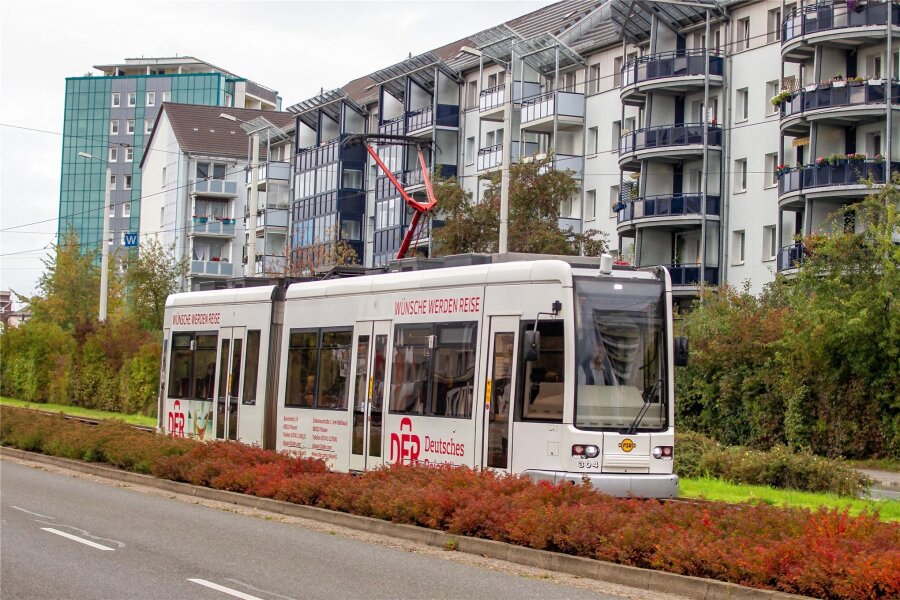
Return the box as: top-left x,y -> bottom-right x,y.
167,400 -> 186,437
389,417 -> 420,463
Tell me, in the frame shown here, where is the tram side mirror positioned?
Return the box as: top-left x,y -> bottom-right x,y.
674,336 -> 689,367
523,330 -> 541,362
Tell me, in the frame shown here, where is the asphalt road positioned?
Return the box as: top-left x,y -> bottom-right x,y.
1,460 -> 637,600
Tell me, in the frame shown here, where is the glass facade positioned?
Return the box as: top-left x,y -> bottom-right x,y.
58,72 -> 229,257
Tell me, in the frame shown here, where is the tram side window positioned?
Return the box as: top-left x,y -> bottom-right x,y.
168,332 -> 218,400
242,330 -> 261,405
286,330 -> 318,408
285,328 -> 352,410
519,321 -> 565,422
390,322 -> 477,419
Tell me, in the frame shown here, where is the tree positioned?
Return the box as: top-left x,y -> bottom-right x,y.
120,238 -> 188,331
26,229 -> 101,338
264,225 -> 359,278
433,156 -> 608,256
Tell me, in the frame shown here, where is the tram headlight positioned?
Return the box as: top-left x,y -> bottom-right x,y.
572,444 -> 600,458
652,446 -> 673,460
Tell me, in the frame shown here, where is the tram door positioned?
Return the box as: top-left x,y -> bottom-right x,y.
481,316 -> 519,472
349,321 -> 390,471
214,327 -> 245,441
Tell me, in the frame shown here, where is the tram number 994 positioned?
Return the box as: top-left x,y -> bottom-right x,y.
577,459 -> 600,469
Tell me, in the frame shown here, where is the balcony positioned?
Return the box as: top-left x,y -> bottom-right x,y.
667,264 -> 719,287
558,217 -> 582,234
620,50 -> 724,105
618,123 -> 722,167
520,91 -> 584,132
190,217 -> 236,238
378,115 -> 404,136
404,164 -> 457,188
476,142 -> 540,172
255,254 -> 287,275
405,104 -> 460,134
777,159 -> 898,201
190,259 -> 234,278
616,194 -> 721,229
247,161 -> 291,184
537,154 -> 584,179
256,207 -> 289,230
782,1 -> 900,62
190,179 -> 238,197
779,80 -> 899,133
479,84 -> 506,120
777,243 -> 805,272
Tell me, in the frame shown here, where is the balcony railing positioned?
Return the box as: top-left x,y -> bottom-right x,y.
191,179 -> 238,196
257,207 -> 289,228
190,217 -> 236,237
190,259 -> 234,277
521,91 -> 585,125
477,144 -> 503,171
777,243 -> 805,271
379,115 -> 404,136
619,123 -> 722,155
255,255 -> 287,275
558,217 -> 582,234
616,194 -> 721,224
479,84 -> 505,112
782,0 -> 900,44
780,80 -> 900,118
405,104 -> 460,132
778,159 -> 898,195
405,164 -> 457,187
621,49 -> 724,89
667,264 -> 719,286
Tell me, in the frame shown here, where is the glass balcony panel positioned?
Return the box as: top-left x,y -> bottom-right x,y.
622,50 -> 724,88
783,1 -> 900,43
619,124 -> 721,154
777,243 -> 805,271
479,84 -> 505,112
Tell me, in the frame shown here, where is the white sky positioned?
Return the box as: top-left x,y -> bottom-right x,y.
0,0 -> 552,306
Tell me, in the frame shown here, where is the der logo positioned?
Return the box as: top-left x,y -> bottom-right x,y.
389,417 -> 420,463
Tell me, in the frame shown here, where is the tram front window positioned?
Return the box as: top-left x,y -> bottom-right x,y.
573,277 -> 667,432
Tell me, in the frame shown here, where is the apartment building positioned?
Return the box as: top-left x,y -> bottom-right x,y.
279,0 -> 896,298
58,57 -> 280,261
139,104 -> 293,290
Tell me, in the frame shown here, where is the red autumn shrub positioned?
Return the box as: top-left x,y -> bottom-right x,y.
3,405 -> 899,600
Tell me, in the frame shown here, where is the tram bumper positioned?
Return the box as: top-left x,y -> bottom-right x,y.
522,470 -> 679,499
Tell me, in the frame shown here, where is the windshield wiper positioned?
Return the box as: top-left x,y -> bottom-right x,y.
626,377 -> 662,435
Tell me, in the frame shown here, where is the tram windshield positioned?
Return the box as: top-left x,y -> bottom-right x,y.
573,277 -> 667,432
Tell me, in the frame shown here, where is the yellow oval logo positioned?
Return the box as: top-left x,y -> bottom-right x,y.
618,438 -> 635,453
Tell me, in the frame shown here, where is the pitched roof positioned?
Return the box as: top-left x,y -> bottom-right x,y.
142,103 -> 294,167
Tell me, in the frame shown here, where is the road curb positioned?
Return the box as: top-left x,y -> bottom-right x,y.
1,447 -> 808,600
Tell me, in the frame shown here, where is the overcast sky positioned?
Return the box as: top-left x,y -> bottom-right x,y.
0,0 -> 551,306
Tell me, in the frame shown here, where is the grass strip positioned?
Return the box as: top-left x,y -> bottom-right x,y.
681,476 -> 900,522
0,397 -> 156,428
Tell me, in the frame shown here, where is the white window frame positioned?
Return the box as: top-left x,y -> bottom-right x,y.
732,230 -> 746,265
162,90 -> 171,103
146,91 -> 155,107
145,119 -> 154,134
587,126 -> 598,155
111,92 -> 120,107
465,137 -> 475,165
734,159 -> 747,191
126,120 -> 135,135
109,147 -> 118,162
737,88 -> 749,121
765,153 -> 778,187
739,18 -> 750,51
766,80 -> 779,116
609,185 -> 620,217
109,174 -> 117,190
110,120 -> 119,135
123,202 -> 131,217
585,189 -> 596,221
125,147 -> 134,162
127,92 -> 137,107
124,174 -> 132,190
763,225 -> 777,261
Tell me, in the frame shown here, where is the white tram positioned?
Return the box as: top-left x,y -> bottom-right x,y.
159,255 -> 685,498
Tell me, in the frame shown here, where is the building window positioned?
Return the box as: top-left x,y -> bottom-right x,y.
123,202 -> 131,217
611,120 -> 621,151
161,166 -> 167,187
585,189 -> 596,221
870,133 -> 883,156
110,120 -> 119,135
124,175 -> 132,190
146,91 -> 155,107
145,118 -> 154,134
763,225 -> 777,261
609,185 -> 620,217
767,8 -> 782,43
126,120 -> 135,135
466,80 -> 478,109
765,153 -> 778,187
465,136 -> 475,165
127,92 -> 136,107
125,147 -> 134,162
737,88 -> 749,121
560,194 -> 573,218
487,73 -> 499,89
197,162 -> 226,180
162,90 -> 171,103
613,56 -> 624,88
109,174 -> 117,190
111,92 -> 120,107
587,126 -> 598,155
873,55 -> 883,79
589,64 -> 601,94
732,230 -> 746,264
766,80 -> 780,115
734,159 -> 747,191
109,147 -> 118,162
738,18 -> 750,51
